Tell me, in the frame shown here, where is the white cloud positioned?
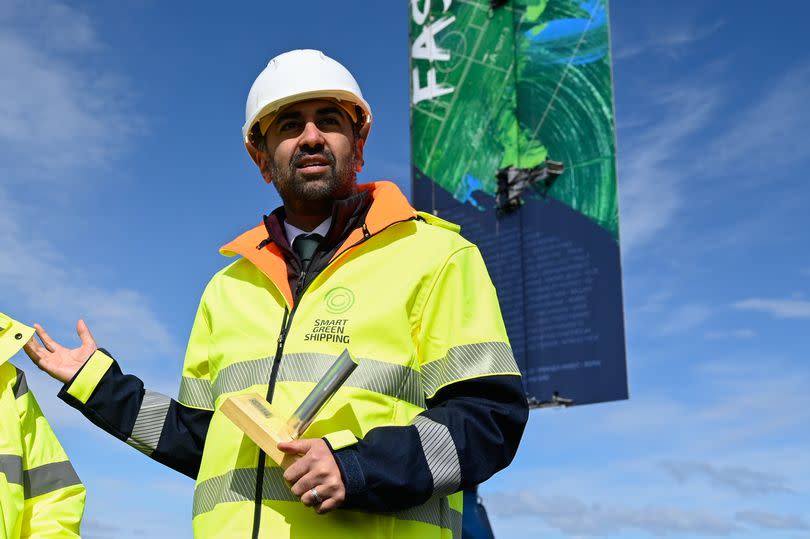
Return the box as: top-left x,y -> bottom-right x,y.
618,57 -> 810,257
733,298 -> 810,319
618,83 -> 717,254
0,1 -> 143,184
0,0 -> 173,366
0,0 -> 99,52
706,65 -> 810,179
615,20 -> 724,60
661,460 -> 794,496
654,303 -> 712,336
488,492 -> 740,536
735,510 -> 809,531
704,329 -> 756,340
0,189 -> 179,366
583,354 -> 810,456
633,289 -> 674,315
488,491 -> 810,536
0,0 -> 179,430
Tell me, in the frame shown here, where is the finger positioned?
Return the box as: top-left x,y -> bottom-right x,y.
310,482 -> 344,514
310,476 -> 343,500
23,336 -> 45,359
34,324 -> 60,352
315,498 -> 338,514
289,470 -> 320,498
300,483 -> 324,507
23,340 -> 52,372
278,439 -> 313,455
282,455 -> 312,485
77,319 -> 96,347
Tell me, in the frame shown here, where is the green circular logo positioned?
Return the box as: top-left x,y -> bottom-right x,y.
325,287 -> 355,314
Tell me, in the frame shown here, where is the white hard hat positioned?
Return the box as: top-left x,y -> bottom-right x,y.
243,49 -> 373,148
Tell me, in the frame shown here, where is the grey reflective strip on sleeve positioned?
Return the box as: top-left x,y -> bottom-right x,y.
412,415 -> 461,497
178,376 -> 214,410
12,367 -> 29,399
421,341 -> 519,398
0,454 -> 23,485
23,461 -> 81,499
211,353 -> 424,407
194,467 -> 460,535
126,390 -> 171,456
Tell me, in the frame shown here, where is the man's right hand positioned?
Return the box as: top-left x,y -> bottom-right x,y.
23,320 -> 98,384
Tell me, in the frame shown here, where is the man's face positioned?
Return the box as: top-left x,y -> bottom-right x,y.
261,99 -> 362,204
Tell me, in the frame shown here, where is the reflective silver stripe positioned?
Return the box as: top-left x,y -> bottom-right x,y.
193,467 -> 295,517
12,367 -> 28,399
211,357 -> 272,402
421,342 -> 518,398
0,454 -> 23,485
412,416 -> 461,496
395,496 -> 463,538
126,390 -> 171,456
212,353 -> 424,407
178,376 -> 214,410
279,353 -> 423,408
23,461 -> 81,499
194,467 -> 460,535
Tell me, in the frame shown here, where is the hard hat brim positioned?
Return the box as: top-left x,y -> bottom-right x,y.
243,89 -> 372,143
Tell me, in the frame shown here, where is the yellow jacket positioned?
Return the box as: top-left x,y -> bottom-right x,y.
59,182 -> 528,538
0,314 -> 85,538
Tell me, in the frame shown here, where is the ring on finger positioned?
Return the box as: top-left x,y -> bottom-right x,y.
310,487 -> 323,505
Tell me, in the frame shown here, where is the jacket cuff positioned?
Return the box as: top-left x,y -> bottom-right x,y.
332,447 -> 366,503
322,430 -> 358,451
61,348 -> 113,404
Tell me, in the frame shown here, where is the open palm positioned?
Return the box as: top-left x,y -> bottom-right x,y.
23,320 -> 97,384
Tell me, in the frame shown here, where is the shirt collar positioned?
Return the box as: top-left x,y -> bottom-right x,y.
283,216 -> 332,246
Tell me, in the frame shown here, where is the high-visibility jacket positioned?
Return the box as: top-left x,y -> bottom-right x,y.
59,182 -> 528,538
0,315 -> 85,539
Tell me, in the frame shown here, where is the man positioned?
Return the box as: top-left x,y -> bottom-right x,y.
24,49 -> 528,538
0,312 -> 85,538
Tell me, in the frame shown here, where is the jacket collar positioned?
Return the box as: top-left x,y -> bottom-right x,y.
220,181 -> 417,307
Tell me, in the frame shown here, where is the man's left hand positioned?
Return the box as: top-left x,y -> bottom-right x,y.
278,438 -> 346,514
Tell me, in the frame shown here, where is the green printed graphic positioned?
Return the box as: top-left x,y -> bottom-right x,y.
410,0 -> 619,239
324,287 -> 355,314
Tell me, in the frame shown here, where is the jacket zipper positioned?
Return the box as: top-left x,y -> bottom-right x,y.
250,252 -> 319,539
250,217 -> 410,538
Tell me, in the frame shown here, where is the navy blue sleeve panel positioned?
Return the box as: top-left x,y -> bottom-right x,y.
152,401 -> 212,478
424,374 -> 528,487
332,422 -> 435,512
333,374 -> 528,512
57,350 -> 212,479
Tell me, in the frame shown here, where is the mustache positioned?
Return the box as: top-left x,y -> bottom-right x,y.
290,148 -> 336,168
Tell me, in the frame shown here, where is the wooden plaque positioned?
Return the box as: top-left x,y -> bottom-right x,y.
220,393 -> 297,468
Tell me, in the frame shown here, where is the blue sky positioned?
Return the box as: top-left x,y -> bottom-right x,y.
1,1 -> 808,538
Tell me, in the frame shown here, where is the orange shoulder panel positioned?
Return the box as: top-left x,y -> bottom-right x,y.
220,224 -> 293,307
331,181 -> 417,260
219,181 -> 416,306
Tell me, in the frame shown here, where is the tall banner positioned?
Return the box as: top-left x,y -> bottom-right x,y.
410,0 -> 628,406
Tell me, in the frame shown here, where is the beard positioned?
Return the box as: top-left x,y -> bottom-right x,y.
270,147 -> 357,204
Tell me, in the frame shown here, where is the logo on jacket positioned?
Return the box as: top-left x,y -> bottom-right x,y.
324,287 -> 355,314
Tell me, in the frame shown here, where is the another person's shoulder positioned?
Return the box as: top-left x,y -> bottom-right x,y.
0,361 -> 27,398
